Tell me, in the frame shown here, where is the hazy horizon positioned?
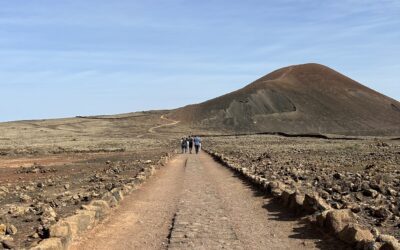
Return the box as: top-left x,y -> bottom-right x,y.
1,0 -> 400,122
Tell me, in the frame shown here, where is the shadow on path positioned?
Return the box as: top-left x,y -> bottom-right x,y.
223,165 -> 351,250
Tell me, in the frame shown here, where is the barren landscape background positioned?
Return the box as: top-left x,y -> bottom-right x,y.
1,64 -> 399,249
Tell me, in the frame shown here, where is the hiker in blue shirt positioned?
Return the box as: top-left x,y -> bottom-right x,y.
194,136 -> 202,154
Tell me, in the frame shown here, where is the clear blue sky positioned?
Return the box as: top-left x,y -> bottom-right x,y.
1,0 -> 399,122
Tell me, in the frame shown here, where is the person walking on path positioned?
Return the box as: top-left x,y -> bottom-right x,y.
194,135 -> 202,154
181,138 -> 188,154
188,136 -> 194,154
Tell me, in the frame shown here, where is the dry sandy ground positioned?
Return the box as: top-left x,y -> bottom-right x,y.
72,152 -> 346,250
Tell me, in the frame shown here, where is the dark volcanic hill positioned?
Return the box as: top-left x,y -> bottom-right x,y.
168,63 -> 400,135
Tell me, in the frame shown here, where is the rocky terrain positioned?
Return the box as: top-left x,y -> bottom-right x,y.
205,135 -> 400,241
0,112 -> 180,249
0,149 -> 174,249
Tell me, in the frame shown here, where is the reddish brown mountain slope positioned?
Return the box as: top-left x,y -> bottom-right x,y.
168,63 -> 400,135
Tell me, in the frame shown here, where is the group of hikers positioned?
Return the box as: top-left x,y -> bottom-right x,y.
181,135 -> 202,154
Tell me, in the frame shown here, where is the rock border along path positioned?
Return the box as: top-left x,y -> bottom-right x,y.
69,156 -> 186,250
52,152 -> 347,250
168,153 -> 343,250
30,153 -> 173,250
206,149 -> 400,250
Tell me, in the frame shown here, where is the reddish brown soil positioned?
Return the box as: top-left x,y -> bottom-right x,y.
0,153 -> 117,169
169,63 -> 400,135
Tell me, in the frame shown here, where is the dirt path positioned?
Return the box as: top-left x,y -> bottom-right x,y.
137,115 -> 180,138
72,152 -> 346,250
71,156 -> 187,250
148,115 -> 180,133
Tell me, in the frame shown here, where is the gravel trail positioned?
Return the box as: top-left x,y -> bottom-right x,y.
72,152 -> 345,250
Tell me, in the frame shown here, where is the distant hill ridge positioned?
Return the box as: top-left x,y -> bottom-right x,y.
168,63 -> 400,135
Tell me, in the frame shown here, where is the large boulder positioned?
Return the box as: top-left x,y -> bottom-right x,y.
49,220 -> 72,247
111,188 -> 124,202
280,189 -> 295,207
316,210 -> 331,227
337,224 -> 374,248
40,205 -> 57,224
82,200 -> 110,220
303,192 -> 331,214
288,191 -> 305,213
101,192 -> 118,207
325,209 -> 356,234
378,234 -> 400,250
63,210 -> 96,241
268,181 -> 286,197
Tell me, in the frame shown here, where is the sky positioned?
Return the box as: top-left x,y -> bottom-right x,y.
0,0 -> 399,122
